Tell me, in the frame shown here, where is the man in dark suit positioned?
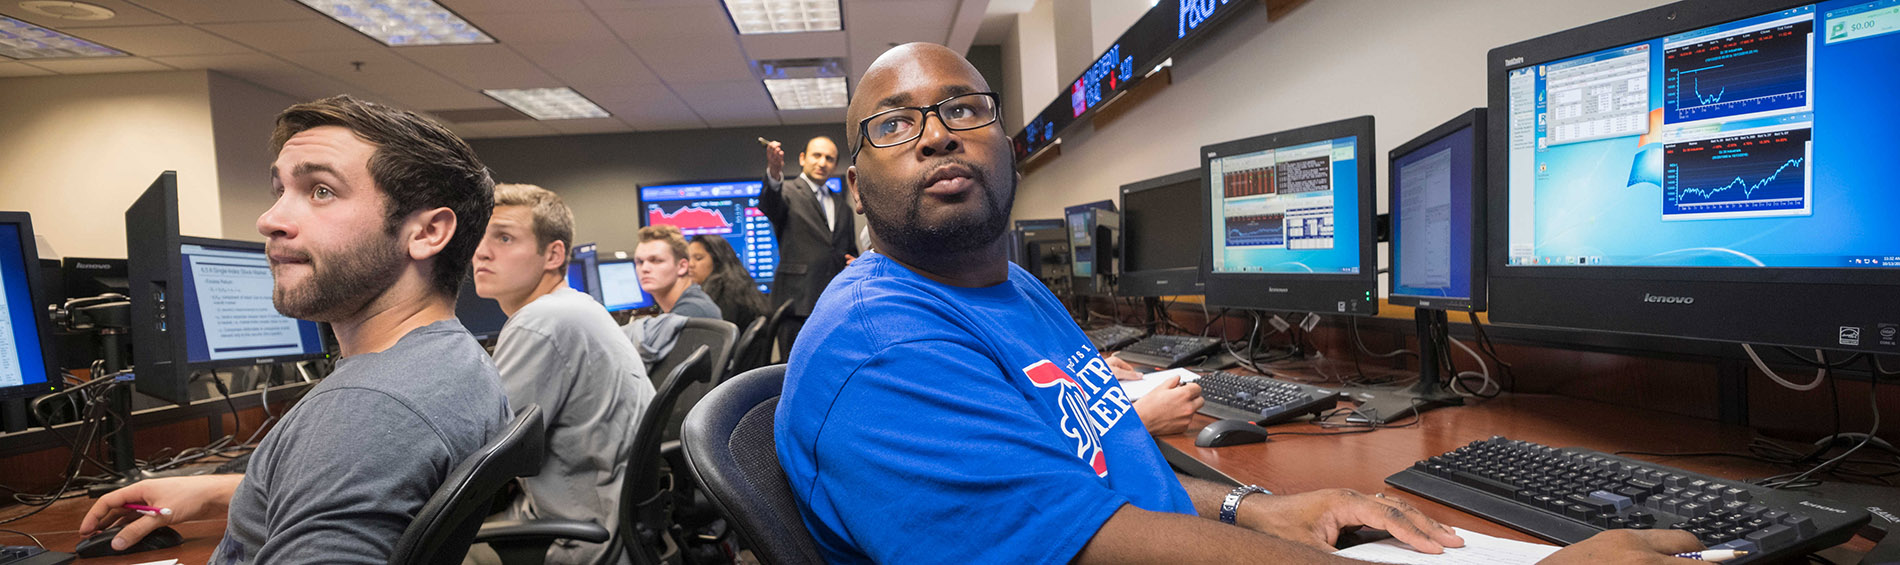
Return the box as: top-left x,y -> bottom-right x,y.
763,136 -> 858,353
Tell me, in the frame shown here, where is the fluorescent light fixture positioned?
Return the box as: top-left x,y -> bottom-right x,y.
763,77 -> 848,110
0,16 -> 124,59
297,0 -> 493,46
723,0 -> 842,34
482,88 -> 610,120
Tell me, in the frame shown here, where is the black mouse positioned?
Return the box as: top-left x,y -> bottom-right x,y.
1195,419 -> 1271,447
74,525 -> 183,558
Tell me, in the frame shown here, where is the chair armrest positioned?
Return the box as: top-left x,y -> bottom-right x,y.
476,519 -> 612,544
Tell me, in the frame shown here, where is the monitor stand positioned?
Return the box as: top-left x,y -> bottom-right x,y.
1349,309 -> 1464,424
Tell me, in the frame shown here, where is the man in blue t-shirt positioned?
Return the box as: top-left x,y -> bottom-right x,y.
775,42 -> 1705,565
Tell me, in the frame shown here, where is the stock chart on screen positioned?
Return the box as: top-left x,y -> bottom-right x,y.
640,178 -> 843,294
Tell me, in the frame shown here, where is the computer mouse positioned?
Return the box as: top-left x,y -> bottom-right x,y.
1194,419 -> 1271,447
74,525 -> 183,558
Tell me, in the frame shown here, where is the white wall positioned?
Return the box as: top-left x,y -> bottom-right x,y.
1090,0 -> 1152,55
1002,0 -> 1059,132
209,72 -> 301,242
0,71 -> 223,258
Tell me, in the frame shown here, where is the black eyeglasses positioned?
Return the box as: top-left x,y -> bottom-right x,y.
854,92 -> 1001,157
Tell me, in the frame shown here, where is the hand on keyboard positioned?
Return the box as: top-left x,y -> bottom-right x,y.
1538,529 -> 1703,564
1236,489 -> 1465,554
1132,375 -> 1202,436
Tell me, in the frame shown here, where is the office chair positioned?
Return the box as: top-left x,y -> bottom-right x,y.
648,318 -> 738,443
388,405 -> 605,565
680,364 -> 824,565
628,345 -> 713,565
762,302 -> 794,364
727,315 -> 768,377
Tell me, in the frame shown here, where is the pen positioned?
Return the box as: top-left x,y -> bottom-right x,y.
1672,549 -> 1747,562
124,503 -> 172,517
757,137 -> 775,147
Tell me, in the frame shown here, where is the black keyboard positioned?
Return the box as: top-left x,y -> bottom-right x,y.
1117,335 -> 1223,368
216,452 -> 253,474
1085,325 -> 1144,352
1387,437 -> 1870,563
1196,371 -> 1341,426
0,546 -> 73,565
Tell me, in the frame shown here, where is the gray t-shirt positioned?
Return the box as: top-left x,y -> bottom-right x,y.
212,319 -> 510,565
494,287 -> 654,565
670,283 -> 722,320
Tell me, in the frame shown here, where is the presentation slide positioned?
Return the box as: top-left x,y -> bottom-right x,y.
1398,146 -> 1454,291
0,223 -> 47,389
0,263 -> 22,388
182,245 -> 311,362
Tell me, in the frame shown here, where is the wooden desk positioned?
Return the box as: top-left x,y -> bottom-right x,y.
0,493 -> 222,563
1156,392 -> 1877,560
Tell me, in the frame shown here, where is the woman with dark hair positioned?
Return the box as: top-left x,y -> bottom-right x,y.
687,234 -> 770,329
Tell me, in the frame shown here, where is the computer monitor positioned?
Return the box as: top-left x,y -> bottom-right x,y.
571,243 -> 604,303
1389,109 -> 1488,312
640,178 -> 843,295
61,257 -> 128,301
1018,225 -> 1070,287
129,173 -> 326,404
1488,0 -> 1900,353
454,275 -> 508,342
596,258 -> 654,312
1201,116 -> 1379,315
0,212 -> 60,401
1119,169 -> 1207,297
1064,200 -> 1116,278
176,237 -> 326,368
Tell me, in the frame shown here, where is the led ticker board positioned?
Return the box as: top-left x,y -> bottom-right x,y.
1013,0 -> 1251,163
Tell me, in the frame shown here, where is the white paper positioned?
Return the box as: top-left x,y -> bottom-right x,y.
1118,368 -> 1200,400
129,560 -> 179,565
1334,527 -> 1559,565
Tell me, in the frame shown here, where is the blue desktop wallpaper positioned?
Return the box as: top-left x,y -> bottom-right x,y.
0,224 -> 49,390
1512,1 -> 1900,269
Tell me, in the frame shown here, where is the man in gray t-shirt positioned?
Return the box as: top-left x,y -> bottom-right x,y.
81,95 -> 510,565
635,224 -> 723,321
475,183 -> 655,564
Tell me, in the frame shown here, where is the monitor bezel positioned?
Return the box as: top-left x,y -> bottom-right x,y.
0,211 -> 65,401
1118,169 -> 1206,298
1388,108 -> 1488,312
176,235 -> 330,371
1484,0 -> 1900,353
1199,115 -> 1380,316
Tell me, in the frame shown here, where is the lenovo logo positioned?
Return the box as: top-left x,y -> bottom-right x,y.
1504,56 -> 1525,66
1267,287 -> 1289,293
76,261 -> 112,270
1642,293 -> 1694,305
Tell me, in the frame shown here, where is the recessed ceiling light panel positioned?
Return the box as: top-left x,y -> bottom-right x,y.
482,88 -> 610,120
297,0 -> 493,46
723,0 -> 841,34
0,15 -> 124,58
19,1 -> 116,21
763,77 -> 847,110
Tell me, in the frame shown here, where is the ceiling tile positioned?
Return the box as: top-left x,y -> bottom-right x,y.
621,34 -> 754,83
275,49 -> 425,79
397,44 -> 557,89
124,0 -> 320,24
845,1 -> 958,28
388,87 -> 500,112
738,30 -> 847,61
0,62 -> 56,77
23,57 -> 176,74
0,0 -> 176,28
441,0 -> 589,14
545,117 -> 634,135
670,80 -> 778,128
597,5 -> 736,40
68,25 -> 254,57
511,41 -> 660,87
582,83 -> 705,130
449,120 -> 559,139
462,10 -> 616,44
217,67 -> 365,101
150,52 -> 290,73
200,20 -> 383,52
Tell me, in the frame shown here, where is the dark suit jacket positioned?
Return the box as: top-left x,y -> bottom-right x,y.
760,174 -> 858,316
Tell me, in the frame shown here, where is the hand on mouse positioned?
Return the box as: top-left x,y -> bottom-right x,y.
80,474 -> 244,551
1133,375 -> 1203,436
